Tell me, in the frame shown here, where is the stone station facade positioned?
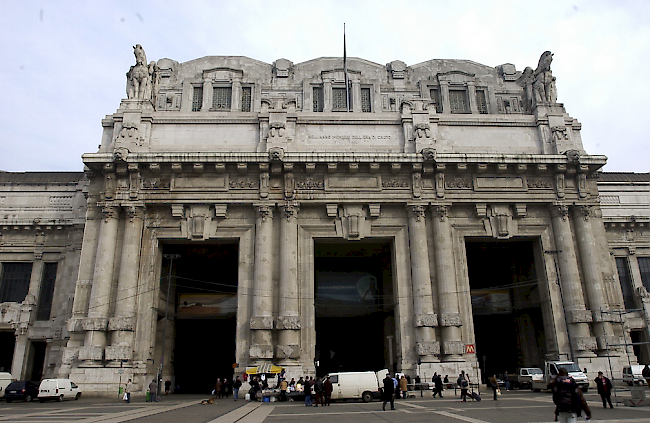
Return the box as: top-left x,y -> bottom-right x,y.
1,47 -> 648,395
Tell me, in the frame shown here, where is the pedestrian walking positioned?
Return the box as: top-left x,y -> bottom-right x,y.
433,373 -> 443,398
551,367 -> 591,423
457,371 -> 470,402
489,375 -> 499,401
399,375 -> 408,399
233,376 -> 242,401
148,379 -> 157,402
595,371 -> 613,409
504,371 -> 511,391
214,378 -> 222,399
324,376 -> 333,406
643,364 -> 650,387
304,376 -> 312,406
392,374 -> 399,399
279,378 -> 288,402
164,380 -> 171,395
124,379 -> 132,403
382,373 -> 395,411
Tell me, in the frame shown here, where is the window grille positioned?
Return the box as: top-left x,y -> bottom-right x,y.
212,87 -> 232,110
449,89 -> 470,113
0,262 -> 32,303
332,87 -> 348,111
429,89 -> 443,113
361,88 -> 371,112
191,86 -> 203,112
616,257 -> 635,310
313,87 -> 324,112
639,257 -> 650,292
36,262 -> 57,321
241,87 -> 252,112
476,89 -> 488,114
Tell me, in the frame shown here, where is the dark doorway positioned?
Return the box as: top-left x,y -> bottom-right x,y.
314,241 -> 394,376
465,239 -> 546,381
163,242 -> 238,394
0,332 -> 15,372
28,341 -> 46,382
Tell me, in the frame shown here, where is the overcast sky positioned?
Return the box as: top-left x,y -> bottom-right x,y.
1,0 -> 648,173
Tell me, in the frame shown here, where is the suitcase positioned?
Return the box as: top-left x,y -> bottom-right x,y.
471,392 -> 481,402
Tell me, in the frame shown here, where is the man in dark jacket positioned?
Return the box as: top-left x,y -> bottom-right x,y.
551,368 -> 591,423
323,376 -> 333,406
595,371 -> 613,409
382,373 -> 395,411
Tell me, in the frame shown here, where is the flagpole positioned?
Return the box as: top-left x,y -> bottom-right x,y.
344,23 -> 350,112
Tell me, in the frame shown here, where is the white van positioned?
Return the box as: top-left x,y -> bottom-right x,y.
325,369 -> 387,402
623,365 -> 647,386
38,379 -> 82,402
0,372 -> 16,397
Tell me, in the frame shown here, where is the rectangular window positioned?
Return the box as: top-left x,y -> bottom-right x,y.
332,87 -> 349,111
241,87 -> 252,112
0,262 -> 33,303
429,88 -> 442,113
616,257 -> 635,310
313,87 -> 324,112
639,257 -> 650,292
36,263 -> 57,321
361,87 -> 371,112
449,89 -> 470,113
212,87 -> 232,110
191,86 -> 203,112
476,89 -> 488,114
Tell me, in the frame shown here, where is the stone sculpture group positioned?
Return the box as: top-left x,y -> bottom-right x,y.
126,44 -> 159,102
518,51 -> 558,111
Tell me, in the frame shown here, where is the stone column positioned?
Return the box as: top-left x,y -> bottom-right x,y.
232,80 -> 242,112
549,205 -> 595,357
431,205 -> 464,361
571,206 -> 615,354
352,81 -> 361,112
26,255 -> 44,309
108,205 -> 145,366
201,79 -> 212,111
80,205 -> 121,365
439,81 -> 451,114
10,330 -> 29,379
250,205 -> 274,361
323,81 -> 332,112
407,205 -> 439,361
277,203 -> 300,362
467,82 -> 478,114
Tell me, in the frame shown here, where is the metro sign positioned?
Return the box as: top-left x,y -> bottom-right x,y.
465,344 -> 476,354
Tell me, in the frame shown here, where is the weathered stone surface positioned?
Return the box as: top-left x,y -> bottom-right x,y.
416,341 -> 440,356
82,317 -> 108,331
105,345 -> 133,361
250,316 -> 274,330
108,316 -> 135,331
249,344 -> 274,359
566,309 -> 593,324
439,313 -> 462,327
443,341 -> 465,355
572,336 -> 597,351
61,347 -> 79,365
414,313 -> 438,328
78,346 -> 104,361
276,344 -> 300,359
276,316 -> 301,330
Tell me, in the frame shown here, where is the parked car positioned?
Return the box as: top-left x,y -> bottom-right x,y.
0,372 -> 16,398
623,365 -> 648,386
4,381 -> 40,402
38,379 -> 81,402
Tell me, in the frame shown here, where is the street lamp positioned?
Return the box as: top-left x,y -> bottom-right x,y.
159,253 -> 180,401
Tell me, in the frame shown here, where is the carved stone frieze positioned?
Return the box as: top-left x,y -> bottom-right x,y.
250,316 -> 274,330
141,177 -> 170,190
442,340 -> 465,355
382,178 -> 410,188
566,309 -> 593,323
105,345 -> 133,361
571,336 -> 597,352
78,345 -> 104,361
527,178 -> 553,189
414,313 -> 438,328
108,316 -> 136,331
439,313 -> 462,327
446,177 -> 472,189
81,317 -> 108,331
268,146 -> 285,161
421,148 -> 436,161
249,344 -> 274,359
276,344 -> 300,359
277,316 -> 301,330
416,341 -> 441,356
295,176 -> 324,190
229,178 -> 259,189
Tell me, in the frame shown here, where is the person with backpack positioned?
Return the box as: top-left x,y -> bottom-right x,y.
551,367 -> 591,423
457,371 -> 470,402
595,371 -> 613,409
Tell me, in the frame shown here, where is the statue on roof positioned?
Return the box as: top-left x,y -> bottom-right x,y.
126,44 -> 156,101
532,51 -> 557,105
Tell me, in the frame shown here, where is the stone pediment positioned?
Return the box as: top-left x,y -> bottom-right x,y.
202,67 -> 244,82
436,70 -> 476,84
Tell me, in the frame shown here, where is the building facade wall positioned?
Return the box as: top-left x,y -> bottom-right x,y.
0,48 -> 644,395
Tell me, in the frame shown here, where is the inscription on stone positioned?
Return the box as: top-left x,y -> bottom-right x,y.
474,176 -> 525,191
446,177 -> 473,189
296,177 -> 324,190
307,134 -> 393,141
326,176 -> 381,191
382,178 -> 410,188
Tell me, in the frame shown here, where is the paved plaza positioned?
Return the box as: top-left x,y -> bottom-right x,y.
1,389 -> 650,423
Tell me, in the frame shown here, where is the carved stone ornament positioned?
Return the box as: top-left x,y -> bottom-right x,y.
433,205 -> 448,222
446,177 -> 473,189
382,178 -> 410,188
443,340 -> 465,355
126,44 -> 158,102
421,148 -> 437,161
268,147 -> 285,161
565,149 -> 580,164
532,51 -> 557,105
276,344 -> 300,359
550,204 -> 569,221
114,147 -> 129,162
407,205 -> 426,222
416,341 -> 441,356
295,177 -> 324,190
250,316 -> 274,330
116,121 -> 141,144
108,316 -> 135,331
636,285 -> 650,300
268,122 -> 286,138
413,123 -> 432,140
249,344 -> 274,359
277,316 -> 301,330
414,313 -> 438,328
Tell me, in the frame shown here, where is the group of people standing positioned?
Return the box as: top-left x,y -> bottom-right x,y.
300,376 -> 333,407
214,377 -> 241,400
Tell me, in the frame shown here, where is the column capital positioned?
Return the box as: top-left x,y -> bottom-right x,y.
100,205 -> 121,221
431,204 -> 449,221
406,204 -> 426,221
255,204 -> 274,222
282,202 -> 300,220
549,204 -> 569,220
572,205 -> 594,221
126,204 -> 146,221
